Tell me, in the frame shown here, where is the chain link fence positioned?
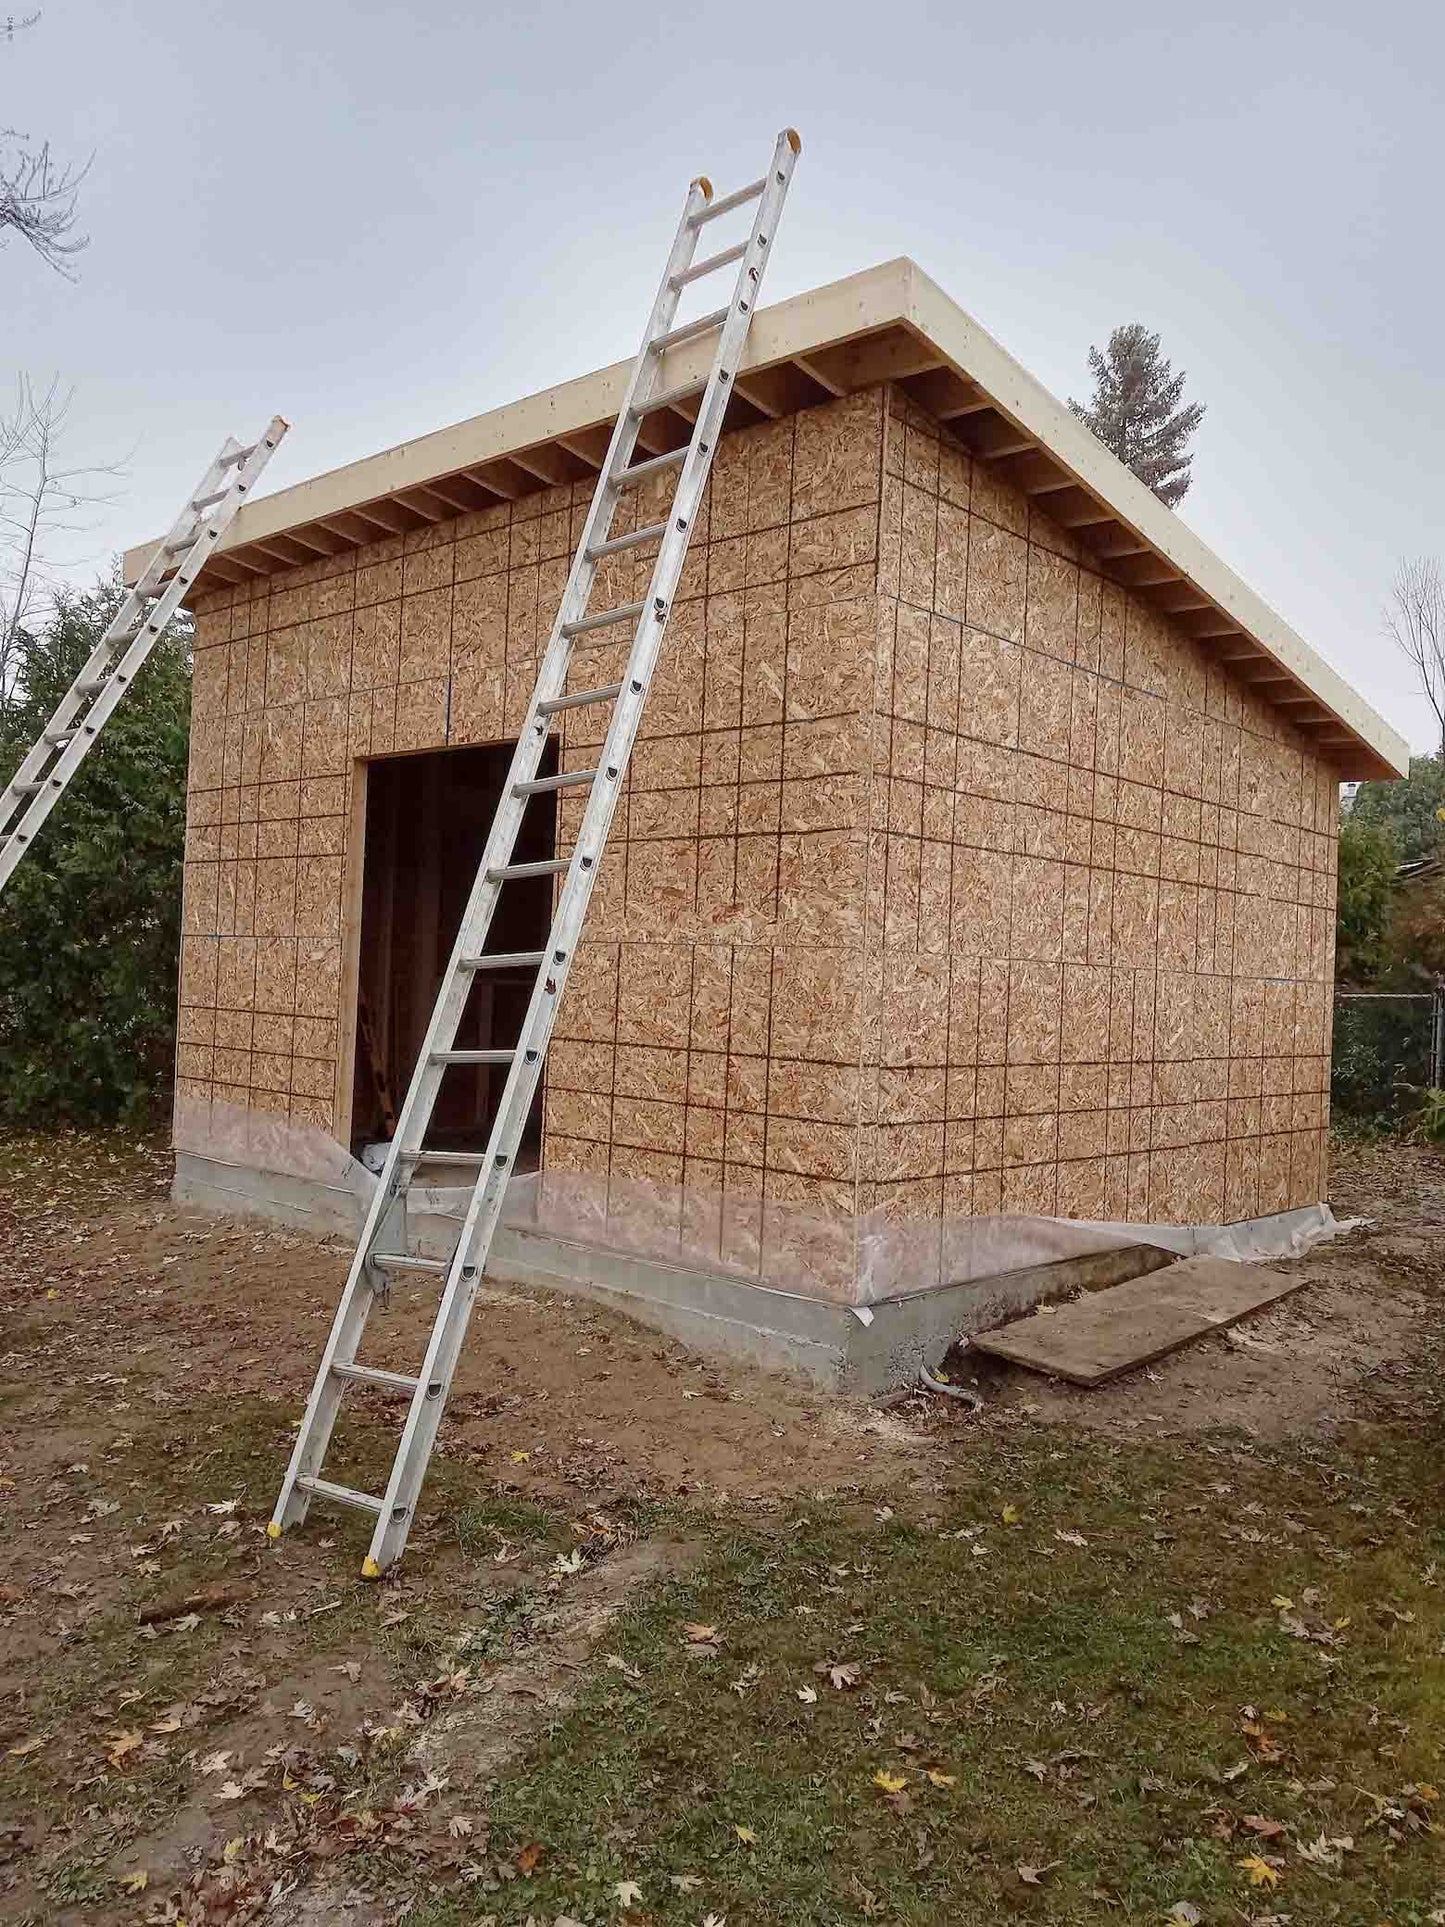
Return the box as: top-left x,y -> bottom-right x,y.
1331,988 -> 1445,1125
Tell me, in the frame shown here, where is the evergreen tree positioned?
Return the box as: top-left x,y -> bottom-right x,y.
1071,324 -> 1206,508
0,570 -> 190,1123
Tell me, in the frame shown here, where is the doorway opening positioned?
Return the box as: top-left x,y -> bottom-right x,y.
350,740 -> 558,1169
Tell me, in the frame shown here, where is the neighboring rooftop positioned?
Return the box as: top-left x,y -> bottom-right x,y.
127,257 -> 1408,780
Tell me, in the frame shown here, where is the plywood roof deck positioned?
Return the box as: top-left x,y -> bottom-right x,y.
126,257 -> 1407,780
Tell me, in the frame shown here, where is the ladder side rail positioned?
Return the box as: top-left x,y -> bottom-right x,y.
268,178 -> 714,1537
360,132 -> 801,1571
0,440 -> 241,839
0,422 -> 285,893
0,589 -> 148,841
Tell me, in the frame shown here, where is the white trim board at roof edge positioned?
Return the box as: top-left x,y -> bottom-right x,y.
125,256 -> 1407,781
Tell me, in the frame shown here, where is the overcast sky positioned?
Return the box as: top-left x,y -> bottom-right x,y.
7,0 -> 1442,754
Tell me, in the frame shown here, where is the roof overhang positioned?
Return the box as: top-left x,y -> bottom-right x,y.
126,255 -> 1406,780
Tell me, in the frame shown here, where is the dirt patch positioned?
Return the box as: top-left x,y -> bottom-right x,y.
950,1139 -> 1445,1438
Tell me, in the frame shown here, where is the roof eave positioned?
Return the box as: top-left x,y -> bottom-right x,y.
125,254 -> 1407,781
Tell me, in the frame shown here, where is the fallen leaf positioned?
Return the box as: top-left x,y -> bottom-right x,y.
668,1873 -> 702,1892
552,1548 -> 584,1576
198,1750 -> 233,1777
118,1870 -> 148,1894
614,1878 -> 644,1905
105,1730 -> 143,1769
1017,1861 -> 1061,1885
332,1660 -> 362,1683
1001,1503 -> 1021,1525
6,1736 -> 43,1759
733,1824 -> 756,1845
516,1841 -> 543,1875
795,1685 -> 818,1704
872,1769 -> 907,1794
448,1814 -> 474,1839
509,1450 -> 531,1463
1164,1905 -> 1201,1925
1236,1853 -> 1281,1888
214,1779 -> 246,1802
1242,1814 -> 1286,1838
1055,1529 -> 1087,1548
924,1768 -> 956,1788
1295,1832 -> 1351,1869
681,1622 -> 718,1641
825,1660 -> 860,1690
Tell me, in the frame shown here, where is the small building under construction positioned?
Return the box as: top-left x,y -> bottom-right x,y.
134,258 -> 1407,1367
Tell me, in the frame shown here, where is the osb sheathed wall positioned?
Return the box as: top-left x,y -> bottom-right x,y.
177,383 -> 1339,1294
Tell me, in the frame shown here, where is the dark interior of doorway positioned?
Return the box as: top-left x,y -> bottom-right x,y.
351,740 -> 558,1168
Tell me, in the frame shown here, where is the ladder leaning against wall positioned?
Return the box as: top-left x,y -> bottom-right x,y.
0,420 -> 288,897
269,128 -> 803,1576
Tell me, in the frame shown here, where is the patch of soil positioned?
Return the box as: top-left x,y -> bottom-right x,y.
953,1140 -> 1445,1438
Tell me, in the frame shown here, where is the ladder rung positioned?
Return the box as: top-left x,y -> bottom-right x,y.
487,858 -> 570,880
218,442 -> 256,470
9,782 -> 42,797
689,177 -> 766,226
631,377 -> 705,419
191,487 -> 229,512
332,1361 -> 422,1393
586,521 -> 667,561
537,682 -> 623,716
430,1048 -> 516,1066
615,447 -> 687,489
296,1475 -> 385,1515
671,239 -> 747,288
43,730 -> 75,746
74,678 -> 108,696
143,575 -> 179,597
457,949 -> 546,972
514,767 -> 596,797
163,529 -> 201,556
397,1148 -> 490,1166
652,307 -> 728,352
561,599 -> 645,639
370,1252 -> 447,1273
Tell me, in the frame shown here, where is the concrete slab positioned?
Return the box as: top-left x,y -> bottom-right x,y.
969,1256 -> 1305,1385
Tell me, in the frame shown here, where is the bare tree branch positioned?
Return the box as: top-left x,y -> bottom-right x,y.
0,138 -> 89,275
0,376 -> 125,706
2,9 -> 89,275
1384,557 -> 1445,761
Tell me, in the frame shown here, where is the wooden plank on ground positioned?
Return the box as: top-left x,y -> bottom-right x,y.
969,1256 -> 1306,1386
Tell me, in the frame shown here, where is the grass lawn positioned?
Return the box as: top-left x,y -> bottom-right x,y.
409,1423 -> 1444,1926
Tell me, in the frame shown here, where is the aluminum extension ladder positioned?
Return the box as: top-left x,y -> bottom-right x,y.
0,419 -> 287,897
270,129 -> 802,1575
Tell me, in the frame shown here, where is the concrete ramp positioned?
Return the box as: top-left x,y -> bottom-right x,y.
969,1257 -> 1306,1386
